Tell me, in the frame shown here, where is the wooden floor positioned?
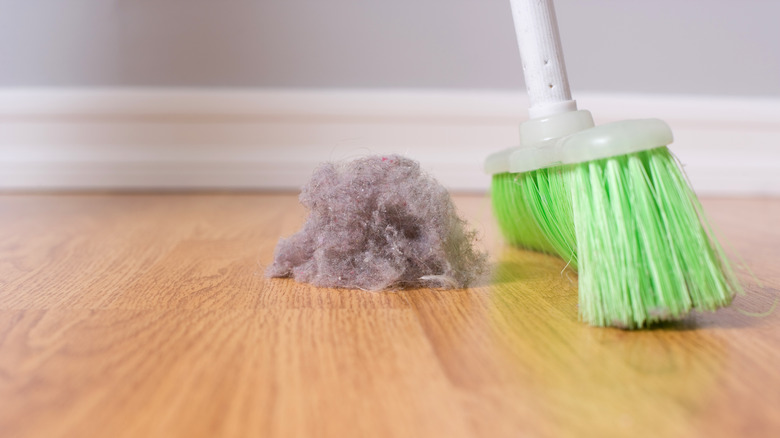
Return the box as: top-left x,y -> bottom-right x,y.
0,193 -> 778,438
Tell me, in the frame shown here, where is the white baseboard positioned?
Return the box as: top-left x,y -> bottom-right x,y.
1,88 -> 779,194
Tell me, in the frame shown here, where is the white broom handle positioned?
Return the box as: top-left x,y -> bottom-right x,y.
509,0 -> 577,118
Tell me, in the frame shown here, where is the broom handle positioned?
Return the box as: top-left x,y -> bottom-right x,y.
509,0 -> 577,118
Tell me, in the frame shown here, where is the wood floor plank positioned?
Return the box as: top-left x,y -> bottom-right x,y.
0,308 -> 473,438
0,194 -> 778,438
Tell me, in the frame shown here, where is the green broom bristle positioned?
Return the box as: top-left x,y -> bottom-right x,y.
520,167 -> 577,267
492,168 -> 576,262
492,171 -> 557,254
571,147 -> 739,328
491,147 -> 741,329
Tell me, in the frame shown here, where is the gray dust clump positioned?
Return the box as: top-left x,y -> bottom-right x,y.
266,155 -> 488,290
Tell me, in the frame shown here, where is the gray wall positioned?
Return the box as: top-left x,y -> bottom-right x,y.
2,0 -> 779,96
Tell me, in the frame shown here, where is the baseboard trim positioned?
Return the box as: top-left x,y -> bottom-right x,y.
2,88 -> 779,194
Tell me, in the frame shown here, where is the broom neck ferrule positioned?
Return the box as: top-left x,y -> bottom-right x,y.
520,110 -> 594,146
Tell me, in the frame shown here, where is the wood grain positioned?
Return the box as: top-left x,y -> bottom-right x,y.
0,194 -> 778,438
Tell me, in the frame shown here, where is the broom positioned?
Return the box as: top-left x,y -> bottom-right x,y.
486,0 -> 741,328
